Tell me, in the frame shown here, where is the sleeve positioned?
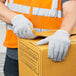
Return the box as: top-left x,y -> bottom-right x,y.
61,0 -> 69,16
61,0 -> 69,5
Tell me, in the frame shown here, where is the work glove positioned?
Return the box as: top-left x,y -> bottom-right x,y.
11,14 -> 36,39
36,30 -> 71,62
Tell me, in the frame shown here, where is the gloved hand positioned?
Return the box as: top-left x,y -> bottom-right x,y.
36,30 -> 71,62
11,14 -> 36,39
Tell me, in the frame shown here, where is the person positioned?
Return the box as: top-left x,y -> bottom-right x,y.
0,0 -> 76,76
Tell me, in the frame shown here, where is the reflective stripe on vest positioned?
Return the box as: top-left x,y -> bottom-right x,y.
32,7 -> 61,18
7,0 -> 62,18
7,23 -> 51,32
7,3 -> 30,14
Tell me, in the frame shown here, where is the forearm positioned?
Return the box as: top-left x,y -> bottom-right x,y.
0,16 -> 10,23
0,1 -> 18,24
60,1 -> 76,35
0,0 -> 5,3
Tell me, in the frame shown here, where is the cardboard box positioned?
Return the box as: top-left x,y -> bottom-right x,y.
18,30 -> 76,76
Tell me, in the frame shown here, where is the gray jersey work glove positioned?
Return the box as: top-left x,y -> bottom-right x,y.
36,30 -> 71,62
11,14 -> 36,39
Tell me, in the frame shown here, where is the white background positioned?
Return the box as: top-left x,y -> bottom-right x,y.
0,20 -> 6,76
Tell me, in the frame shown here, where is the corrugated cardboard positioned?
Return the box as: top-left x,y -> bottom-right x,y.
18,28 -> 76,76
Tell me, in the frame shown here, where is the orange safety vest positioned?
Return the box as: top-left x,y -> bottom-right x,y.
3,0 -> 63,48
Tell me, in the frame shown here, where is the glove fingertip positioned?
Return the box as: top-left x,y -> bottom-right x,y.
62,57 -> 65,61
48,54 -> 51,58
36,40 -> 45,46
36,42 -> 42,46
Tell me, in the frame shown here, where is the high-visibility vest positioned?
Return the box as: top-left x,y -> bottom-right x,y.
3,0 -> 63,48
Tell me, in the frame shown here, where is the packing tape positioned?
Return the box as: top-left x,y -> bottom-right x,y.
31,26 -> 56,37
31,26 -> 76,38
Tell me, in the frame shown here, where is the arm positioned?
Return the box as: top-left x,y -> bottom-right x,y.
60,0 -> 76,34
0,1 -> 18,24
36,0 -> 76,62
0,0 -> 5,3
0,0 -> 36,39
